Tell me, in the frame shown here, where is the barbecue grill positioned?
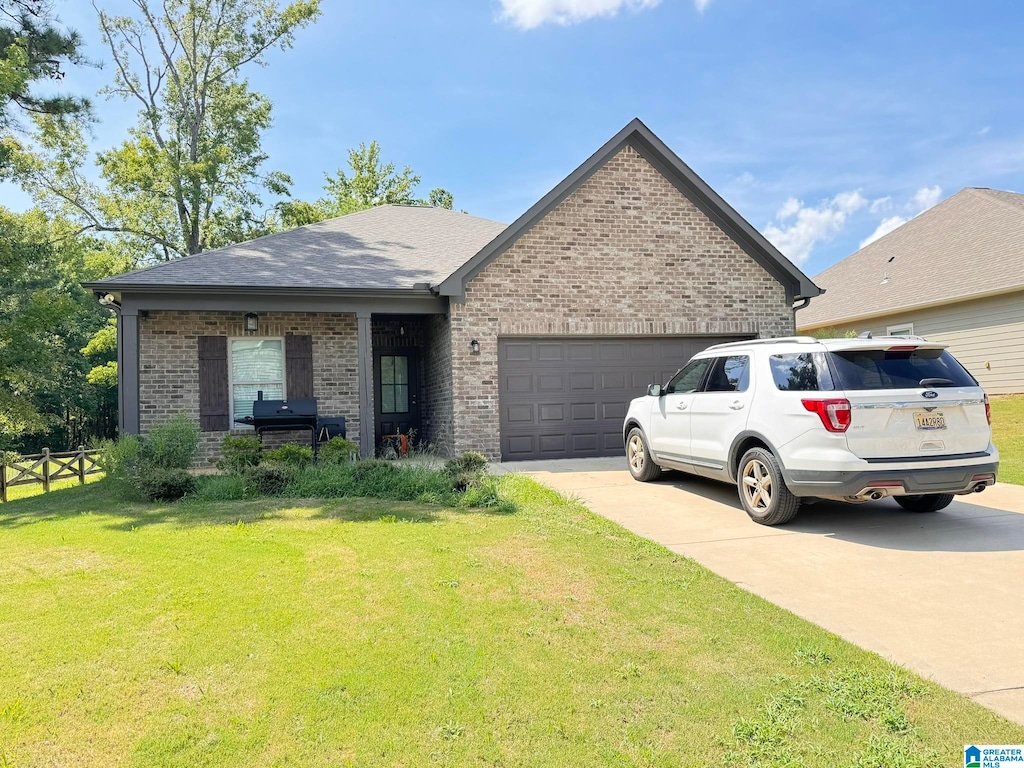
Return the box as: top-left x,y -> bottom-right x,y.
235,395 -> 319,451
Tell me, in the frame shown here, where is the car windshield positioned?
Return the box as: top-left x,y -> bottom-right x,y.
827,348 -> 977,390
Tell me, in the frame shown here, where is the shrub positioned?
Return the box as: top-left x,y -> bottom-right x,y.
264,443 -> 314,468
444,451 -> 488,478
444,451 -> 489,491
139,468 -> 196,502
284,464 -> 358,498
1,450 -> 21,468
143,413 -> 201,470
218,435 -> 263,473
243,461 -> 296,496
318,437 -> 359,465
99,435 -> 144,495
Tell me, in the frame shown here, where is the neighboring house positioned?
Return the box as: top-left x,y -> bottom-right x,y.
87,118 -> 820,462
797,187 -> 1024,394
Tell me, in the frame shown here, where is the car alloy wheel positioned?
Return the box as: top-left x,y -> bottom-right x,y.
742,458 -> 772,511
628,434 -> 646,473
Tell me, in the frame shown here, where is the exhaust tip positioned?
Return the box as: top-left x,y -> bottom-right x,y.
973,483 -> 987,493
869,490 -> 885,501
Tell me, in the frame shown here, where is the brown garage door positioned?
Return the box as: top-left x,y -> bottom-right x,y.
498,336 -> 749,461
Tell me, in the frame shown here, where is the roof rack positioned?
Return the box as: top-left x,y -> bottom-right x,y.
706,336 -> 819,350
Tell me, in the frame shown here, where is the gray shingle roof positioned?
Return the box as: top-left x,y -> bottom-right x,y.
94,205 -> 509,291
797,187 -> 1024,329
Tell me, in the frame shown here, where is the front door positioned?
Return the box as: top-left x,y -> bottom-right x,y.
374,350 -> 421,449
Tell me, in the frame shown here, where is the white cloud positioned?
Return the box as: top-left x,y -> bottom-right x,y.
869,196 -> 891,214
859,215 -> 907,248
694,0 -> 712,11
498,0 -> 660,29
764,191 -> 867,265
859,185 -> 943,248
911,185 -> 942,211
978,126 -> 991,137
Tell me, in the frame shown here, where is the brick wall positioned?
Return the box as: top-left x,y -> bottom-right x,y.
138,311 -> 360,464
422,314 -> 454,454
449,144 -> 795,459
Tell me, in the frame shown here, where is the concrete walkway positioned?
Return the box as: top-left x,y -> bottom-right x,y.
497,457 -> 1024,725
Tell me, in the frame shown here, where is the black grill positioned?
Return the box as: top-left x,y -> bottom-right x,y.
235,396 -> 319,450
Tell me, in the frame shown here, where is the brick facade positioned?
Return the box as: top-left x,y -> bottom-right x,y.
139,311 -> 360,464
449,145 -> 795,459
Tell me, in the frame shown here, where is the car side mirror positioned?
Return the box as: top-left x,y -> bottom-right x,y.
647,384 -> 663,397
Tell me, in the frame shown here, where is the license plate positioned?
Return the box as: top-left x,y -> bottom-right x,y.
914,412 -> 946,431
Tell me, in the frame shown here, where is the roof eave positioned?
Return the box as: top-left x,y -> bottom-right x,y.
82,282 -> 439,300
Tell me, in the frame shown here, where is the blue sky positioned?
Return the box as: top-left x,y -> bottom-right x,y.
4,0 -> 1023,277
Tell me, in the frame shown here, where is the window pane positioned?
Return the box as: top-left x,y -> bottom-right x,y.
394,384 -> 409,413
231,339 -> 283,384
829,349 -> 976,390
381,385 -> 395,413
381,356 -> 395,385
666,359 -> 711,394
233,383 -> 284,421
394,356 -> 408,385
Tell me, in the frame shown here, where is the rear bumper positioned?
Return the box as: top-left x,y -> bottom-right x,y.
782,460 -> 999,499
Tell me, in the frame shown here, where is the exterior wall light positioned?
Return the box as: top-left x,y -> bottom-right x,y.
244,312 -> 259,333
470,339 -> 480,355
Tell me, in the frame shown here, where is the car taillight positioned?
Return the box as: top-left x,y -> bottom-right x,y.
802,398 -> 852,433
984,394 -> 991,425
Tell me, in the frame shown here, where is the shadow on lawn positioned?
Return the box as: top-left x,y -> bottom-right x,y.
0,481 -> 489,531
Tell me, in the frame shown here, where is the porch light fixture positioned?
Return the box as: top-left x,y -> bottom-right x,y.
470,339 -> 480,355
244,312 -> 259,333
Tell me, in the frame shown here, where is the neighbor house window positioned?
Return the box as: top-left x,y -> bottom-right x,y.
229,338 -> 285,423
886,323 -> 914,337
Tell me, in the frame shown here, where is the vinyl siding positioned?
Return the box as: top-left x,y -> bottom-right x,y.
798,290 -> 1024,394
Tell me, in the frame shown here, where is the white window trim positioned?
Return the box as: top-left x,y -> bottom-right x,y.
886,323 -> 914,337
227,336 -> 286,429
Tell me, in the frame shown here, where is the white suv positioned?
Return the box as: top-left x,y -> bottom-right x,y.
623,336 -> 999,525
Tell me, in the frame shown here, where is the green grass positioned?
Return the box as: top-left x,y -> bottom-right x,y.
1,479 -> 1020,766
2,467 -> 104,501
991,395 -> 1024,485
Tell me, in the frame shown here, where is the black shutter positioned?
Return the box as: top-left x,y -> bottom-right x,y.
198,336 -> 229,431
286,334 -> 314,399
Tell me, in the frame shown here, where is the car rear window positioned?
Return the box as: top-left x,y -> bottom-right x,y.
769,352 -> 835,391
828,348 -> 977,390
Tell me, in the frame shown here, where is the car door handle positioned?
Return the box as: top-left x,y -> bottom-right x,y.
729,401 -> 745,410
676,402 -> 688,410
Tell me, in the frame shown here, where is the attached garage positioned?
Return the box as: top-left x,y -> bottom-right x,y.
497,336 -> 748,460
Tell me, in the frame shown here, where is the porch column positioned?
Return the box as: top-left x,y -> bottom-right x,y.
357,311 -> 373,458
119,309 -> 141,435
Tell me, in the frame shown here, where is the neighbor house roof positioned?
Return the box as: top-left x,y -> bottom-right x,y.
438,117 -> 822,302
89,205 -> 508,293
797,187 -> 1024,329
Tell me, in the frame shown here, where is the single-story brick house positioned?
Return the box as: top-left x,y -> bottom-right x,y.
87,118 -> 820,462
797,187 -> 1024,394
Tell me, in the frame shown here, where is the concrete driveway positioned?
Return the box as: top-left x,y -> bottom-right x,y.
499,457 -> 1024,725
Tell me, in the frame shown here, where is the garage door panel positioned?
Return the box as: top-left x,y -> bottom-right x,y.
539,404 -> 565,422
498,336 -> 750,460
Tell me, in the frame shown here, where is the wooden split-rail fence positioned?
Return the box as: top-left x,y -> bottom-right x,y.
1,447 -> 103,502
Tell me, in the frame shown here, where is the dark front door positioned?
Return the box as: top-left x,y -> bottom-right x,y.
374,350 -> 421,448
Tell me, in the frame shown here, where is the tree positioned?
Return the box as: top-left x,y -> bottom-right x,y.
1,0 -> 89,168
0,0 -> 88,126
0,207 -> 118,452
16,0 -> 321,262
277,141 -> 455,229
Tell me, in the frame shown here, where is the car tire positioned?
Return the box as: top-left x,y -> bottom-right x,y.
894,494 -> 955,513
737,447 -> 801,526
626,428 -> 662,482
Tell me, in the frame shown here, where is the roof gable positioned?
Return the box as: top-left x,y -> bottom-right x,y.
797,187 -> 1024,329
436,117 -> 820,302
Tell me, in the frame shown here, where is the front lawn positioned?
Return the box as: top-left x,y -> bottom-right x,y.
991,394 -> 1024,485
1,479 -> 1020,766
